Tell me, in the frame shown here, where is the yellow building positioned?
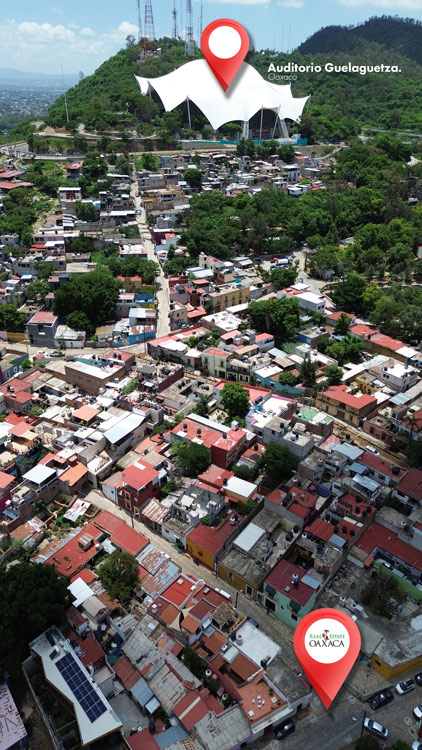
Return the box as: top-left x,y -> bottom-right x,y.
207,285 -> 250,312
371,632 -> 422,680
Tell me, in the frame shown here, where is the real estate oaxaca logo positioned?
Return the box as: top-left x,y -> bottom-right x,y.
304,616 -> 350,664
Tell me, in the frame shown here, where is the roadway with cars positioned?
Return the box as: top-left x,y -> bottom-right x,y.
266,678 -> 422,750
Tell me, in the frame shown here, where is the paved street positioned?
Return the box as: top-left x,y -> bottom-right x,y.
131,179 -> 170,337
86,489 -> 295,656
266,687 -> 422,750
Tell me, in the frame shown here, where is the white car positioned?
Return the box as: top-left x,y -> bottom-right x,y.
413,705 -> 422,720
365,445 -> 380,455
396,678 -> 415,695
363,717 -> 388,739
412,743 -> 422,750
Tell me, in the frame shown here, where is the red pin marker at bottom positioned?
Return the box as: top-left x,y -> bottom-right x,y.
293,608 -> 361,709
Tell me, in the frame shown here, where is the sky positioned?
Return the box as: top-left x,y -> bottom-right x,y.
1,0 -> 422,75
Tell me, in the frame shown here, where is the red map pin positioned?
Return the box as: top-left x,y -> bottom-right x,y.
293,608 -> 361,709
201,19 -> 250,92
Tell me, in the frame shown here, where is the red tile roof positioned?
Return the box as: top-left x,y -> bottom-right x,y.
126,731 -> 159,750
265,560 -> 319,605
306,518 -> 334,542
323,385 -> 377,409
114,655 -> 141,690
196,465 -> 233,490
70,568 -> 97,585
186,512 -> 240,556
110,525 -> 148,557
122,461 -> 159,491
0,471 -> 14,490
174,689 -> 224,731
72,405 -> 99,422
28,311 -> 57,324
93,510 -> 125,535
204,348 -> 231,358
45,523 -> 101,577
357,521 -> 422,571
395,469 -> 422,502
359,452 -> 404,479
161,575 -> 198,608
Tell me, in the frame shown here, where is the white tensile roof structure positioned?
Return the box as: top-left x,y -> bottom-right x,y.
135,59 -> 309,131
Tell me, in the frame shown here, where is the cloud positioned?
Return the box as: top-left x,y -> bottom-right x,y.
338,0 -> 422,7
278,0 -> 304,6
50,5 -> 61,12
0,19 -> 141,73
118,21 -> 139,36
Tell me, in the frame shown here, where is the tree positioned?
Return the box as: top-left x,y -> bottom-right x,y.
387,742 -> 412,750
300,356 -> 317,387
193,394 -> 210,417
259,444 -> 297,488
248,297 -> 300,344
354,736 -> 381,750
98,549 -> 138,602
115,154 -> 131,175
25,280 -> 49,301
325,365 -> 344,385
0,303 -> 26,332
67,311 -> 93,335
54,267 -> 120,332
233,464 -> 258,482
139,152 -> 160,172
271,264 -> 298,290
34,260 -> 53,280
184,168 -> 202,190
0,562 -> 68,675
279,371 -> 298,387
332,273 -> 366,314
183,647 -> 206,679
221,383 -> 250,420
29,405 -> 44,417
171,441 -> 210,477
334,313 -> 351,336
361,575 -> 405,618
21,358 -> 32,371
75,201 -> 98,222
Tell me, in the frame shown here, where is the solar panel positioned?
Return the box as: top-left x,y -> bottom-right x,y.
56,652 -> 107,723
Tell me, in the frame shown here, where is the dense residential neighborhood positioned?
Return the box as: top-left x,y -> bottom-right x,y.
3,8 -> 422,750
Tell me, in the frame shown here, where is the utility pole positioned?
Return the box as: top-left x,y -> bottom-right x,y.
60,64 -> 69,123
185,0 -> 195,57
172,0 -> 178,39
136,0 -> 143,42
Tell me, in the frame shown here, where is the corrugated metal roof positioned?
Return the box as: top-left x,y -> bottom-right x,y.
104,413 -> 144,444
155,726 -> 189,748
131,677 -> 154,708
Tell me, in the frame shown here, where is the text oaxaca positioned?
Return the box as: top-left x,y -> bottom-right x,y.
308,634 -> 346,647
267,62 -> 401,76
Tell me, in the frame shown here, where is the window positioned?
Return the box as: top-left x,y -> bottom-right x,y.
245,585 -> 253,597
227,572 -> 233,582
197,550 -> 203,556
265,598 -> 275,612
291,613 -> 298,621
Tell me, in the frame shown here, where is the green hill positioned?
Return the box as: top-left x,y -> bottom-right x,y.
44,17 -> 422,141
298,16 -> 422,66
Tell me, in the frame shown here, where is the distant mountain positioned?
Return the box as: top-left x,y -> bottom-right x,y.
0,68 -> 78,86
298,16 -> 422,66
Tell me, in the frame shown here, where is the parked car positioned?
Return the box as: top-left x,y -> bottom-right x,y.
369,688 -> 394,710
415,673 -> 422,686
413,705 -> 422,720
365,445 -> 380,455
412,743 -> 422,750
50,350 -> 60,357
396,679 -> 415,695
274,720 -> 295,740
363,718 -> 388,739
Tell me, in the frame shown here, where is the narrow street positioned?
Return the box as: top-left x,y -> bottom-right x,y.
131,177 -> 170,338
86,489 -> 295,656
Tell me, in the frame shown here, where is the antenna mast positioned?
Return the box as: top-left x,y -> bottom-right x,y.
200,0 -> 203,37
185,0 -> 195,57
144,0 -> 156,40
172,0 -> 178,39
136,0 -> 143,42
